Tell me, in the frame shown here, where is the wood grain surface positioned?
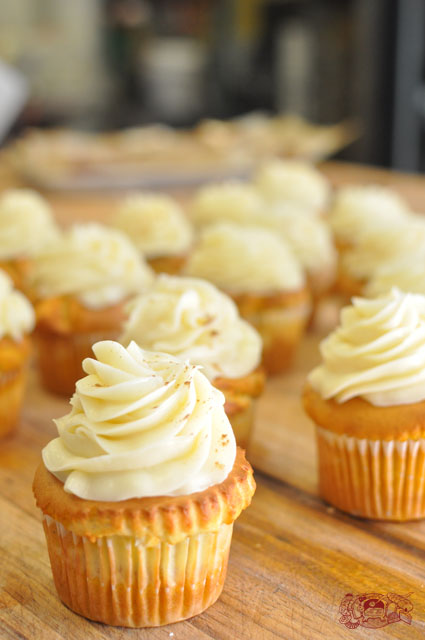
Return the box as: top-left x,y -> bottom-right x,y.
1,160 -> 425,639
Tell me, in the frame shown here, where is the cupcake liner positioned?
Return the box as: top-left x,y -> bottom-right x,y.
42,515 -> 233,627
0,367 -> 27,438
316,426 -> 425,520
243,304 -> 310,375
35,329 -> 120,396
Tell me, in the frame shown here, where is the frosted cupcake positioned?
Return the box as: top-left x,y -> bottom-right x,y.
189,181 -> 264,228
33,340 -> 255,627
0,189 -> 59,291
303,288 -> 425,520
258,204 -> 337,314
184,223 -> 310,374
366,258 -> 425,298
254,159 -> 330,212
337,218 -> 425,298
0,270 -> 34,437
120,275 -> 264,448
328,185 -> 410,251
112,193 -> 194,274
31,223 -> 153,394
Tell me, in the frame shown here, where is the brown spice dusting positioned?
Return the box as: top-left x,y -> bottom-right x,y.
215,461 -> 225,469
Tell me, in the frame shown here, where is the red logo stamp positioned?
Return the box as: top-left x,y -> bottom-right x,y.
338,592 -> 413,629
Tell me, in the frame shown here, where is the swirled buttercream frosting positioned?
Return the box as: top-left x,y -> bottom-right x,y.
190,181 -> 264,227
113,193 -> 193,258
31,223 -> 153,309
42,340 -> 237,501
0,270 -> 34,340
184,222 -> 304,293
254,160 -> 330,211
309,288 -> 425,406
120,275 -> 262,380
0,189 -> 59,260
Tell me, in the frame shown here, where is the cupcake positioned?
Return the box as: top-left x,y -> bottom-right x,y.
303,288 -> 425,520
257,204 -> 337,315
337,217 -> 425,298
120,274 -> 264,448
184,223 -> 310,374
0,270 -> 34,437
328,185 -> 410,251
189,181 -> 264,228
366,258 -> 425,298
112,193 -> 194,274
254,159 -> 330,212
0,189 -> 59,291
31,223 -> 153,395
33,340 -> 255,627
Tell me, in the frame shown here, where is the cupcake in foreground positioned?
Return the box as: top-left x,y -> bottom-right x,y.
189,181 -> 264,228
0,189 -> 59,291
184,223 -> 310,374
33,340 -> 255,627
112,193 -> 193,274
31,223 -> 153,395
254,159 -> 330,212
120,275 -> 264,448
0,270 -> 35,437
303,288 -> 425,520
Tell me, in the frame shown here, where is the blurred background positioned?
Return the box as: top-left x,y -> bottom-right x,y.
0,0 -> 423,171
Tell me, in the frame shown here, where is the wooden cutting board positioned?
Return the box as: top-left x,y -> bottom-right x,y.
2,160 -> 425,639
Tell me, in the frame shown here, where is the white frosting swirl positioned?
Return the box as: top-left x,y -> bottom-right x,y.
0,189 -> 59,259
254,160 -> 330,211
190,181 -> 264,227
42,340 -> 236,501
113,193 -> 193,258
0,270 -> 34,340
328,185 -> 410,243
31,223 -> 154,309
309,288 -> 425,406
184,222 -> 304,293
366,259 -> 425,298
341,218 -> 425,281
120,275 -> 262,380
259,204 -> 337,273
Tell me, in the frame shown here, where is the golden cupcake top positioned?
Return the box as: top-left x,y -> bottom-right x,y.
184,222 -> 305,293
30,223 -> 154,309
328,185 -> 410,243
254,159 -> 330,211
0,188 -> 59,260
309,288 -> 425,406
259,204 -> 337,274
190,181 -> 264,227
112,193 -> 193,258
120,275 -> 262,380
0,270 -> 34,340
42,340 -> 236,501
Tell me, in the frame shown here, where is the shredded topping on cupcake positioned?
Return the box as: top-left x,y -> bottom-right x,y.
42,340 -> 236,501
31,223 -> 154,309
113,193 -> 193,258
121,275 -> 262,380
309,288 -> 425,406
184,222 -> 304,293
0,189 -> 59,260
0,270 -> 34,340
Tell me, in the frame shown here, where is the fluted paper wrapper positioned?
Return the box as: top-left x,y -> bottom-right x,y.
42,515 -> 233,627
316,426 -> 425,521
